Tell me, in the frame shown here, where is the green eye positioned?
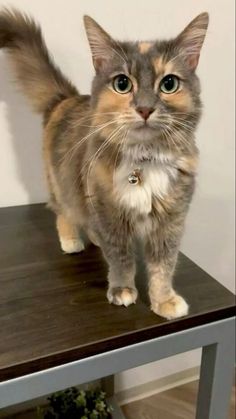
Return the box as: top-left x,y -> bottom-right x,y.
113,74 -> 133,94
160,74 -> 180,94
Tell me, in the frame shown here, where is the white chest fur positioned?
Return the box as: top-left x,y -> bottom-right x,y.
113,160 -> 177,215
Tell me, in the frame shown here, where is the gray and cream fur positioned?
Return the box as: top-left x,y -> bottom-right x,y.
0,9 -> 209,319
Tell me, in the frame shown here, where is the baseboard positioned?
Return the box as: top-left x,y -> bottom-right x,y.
116,366 -> 200,406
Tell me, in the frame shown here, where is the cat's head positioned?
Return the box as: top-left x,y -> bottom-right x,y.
84,13 -> 209,153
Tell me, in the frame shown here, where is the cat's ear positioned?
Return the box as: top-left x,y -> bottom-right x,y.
175,12 -> 209,70
84,15 -> 117,72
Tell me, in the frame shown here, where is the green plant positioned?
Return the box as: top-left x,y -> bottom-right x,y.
38,388 -> 113,419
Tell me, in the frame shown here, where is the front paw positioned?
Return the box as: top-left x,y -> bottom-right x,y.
107,287 -> 138,307
151,294 -> 189,320
60,238 -> 85,254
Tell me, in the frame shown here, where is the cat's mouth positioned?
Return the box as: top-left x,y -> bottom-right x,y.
128,121 -> 159,143
136,123 -> 155,130
131,121 -> 154,130
130,120 -> 158,133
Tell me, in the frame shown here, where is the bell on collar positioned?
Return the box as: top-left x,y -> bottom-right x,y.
128,169 -> 142,185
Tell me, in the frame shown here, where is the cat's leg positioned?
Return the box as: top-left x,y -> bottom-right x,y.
148,257 -> 188,319
98,229 -> 137,307
146,226 -> 188,320
56,214 -> 85,254
107,258 -> 137,307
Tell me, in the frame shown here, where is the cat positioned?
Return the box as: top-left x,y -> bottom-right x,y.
0,9 -> 209,319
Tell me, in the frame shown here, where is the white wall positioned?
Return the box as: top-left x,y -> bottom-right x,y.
0,0 -> 235,392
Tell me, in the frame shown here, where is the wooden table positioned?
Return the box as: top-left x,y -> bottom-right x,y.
0,204 -> 235,418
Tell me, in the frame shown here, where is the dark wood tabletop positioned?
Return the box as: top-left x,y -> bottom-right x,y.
0,204 -> 235,382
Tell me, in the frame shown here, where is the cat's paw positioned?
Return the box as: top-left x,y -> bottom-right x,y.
151,294 -> 189,320
107,287 -> 138,307
60,238 -> 85,254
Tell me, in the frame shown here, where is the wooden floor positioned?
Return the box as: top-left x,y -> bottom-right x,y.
122,379 -> 235,419
2,378 -> 235,418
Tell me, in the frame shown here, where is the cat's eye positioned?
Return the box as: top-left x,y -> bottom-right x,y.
112,74 -> 133,94
160,74 -> 180,94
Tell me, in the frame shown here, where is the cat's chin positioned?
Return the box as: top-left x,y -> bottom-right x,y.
128,125 -> 159,143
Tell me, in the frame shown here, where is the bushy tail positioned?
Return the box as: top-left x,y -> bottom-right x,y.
0,8 -> 78,113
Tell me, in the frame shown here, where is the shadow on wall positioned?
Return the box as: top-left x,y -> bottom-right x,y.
181,191 -> 235,293
0,54 -> 48,205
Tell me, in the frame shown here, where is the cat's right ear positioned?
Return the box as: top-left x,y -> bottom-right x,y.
83,15 -> 116,72
175,12 -> 209,70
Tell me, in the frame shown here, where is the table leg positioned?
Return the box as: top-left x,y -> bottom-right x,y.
101,375 -> 115,397
108,396 -> 126,419
101,375 -> 126,418
196,317 -> 235,419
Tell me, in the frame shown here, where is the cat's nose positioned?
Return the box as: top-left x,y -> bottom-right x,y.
136,107 -> 155,121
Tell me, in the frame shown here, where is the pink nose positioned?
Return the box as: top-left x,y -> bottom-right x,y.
136,107 -> 155,121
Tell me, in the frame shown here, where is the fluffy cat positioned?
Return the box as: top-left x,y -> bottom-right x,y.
0,9 -> 209,319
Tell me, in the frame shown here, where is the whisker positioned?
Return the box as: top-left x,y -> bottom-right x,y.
73,125 -> 125,191
157,116 -> 195,137
112,128 -> 129,185
110,47 -> 127,63
112,39 -> 128,61
61,119 -> 119,165
158,114 -> 195,128
170,120 -> 195,134
86,125 -> 126,184
163,124 -> 190,152
86,125 -> 126,210
160,126 -> 174,153
166,48 -> 203,65
72,112 -> 121,127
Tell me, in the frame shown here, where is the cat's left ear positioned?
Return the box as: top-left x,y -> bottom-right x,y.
84,15 -> 119,72
175,12 -> 209,70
